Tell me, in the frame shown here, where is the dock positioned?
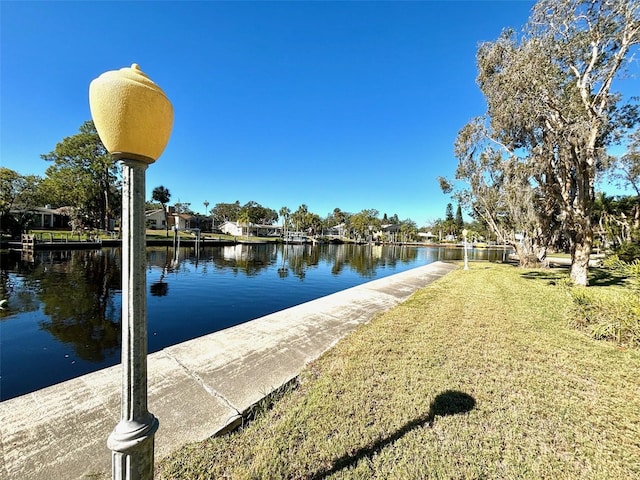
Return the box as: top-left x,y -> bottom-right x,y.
2,234 -> 242,252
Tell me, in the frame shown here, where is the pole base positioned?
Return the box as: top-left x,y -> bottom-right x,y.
108,415 -> 159,480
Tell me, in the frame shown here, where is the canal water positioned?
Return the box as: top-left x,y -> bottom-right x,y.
0,243 -> 509,400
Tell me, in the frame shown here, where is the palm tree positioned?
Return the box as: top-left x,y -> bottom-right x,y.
203,200 -> 209,232
238,210 -> 250,239
152,185 -> 171,237
279,206 -> 291,240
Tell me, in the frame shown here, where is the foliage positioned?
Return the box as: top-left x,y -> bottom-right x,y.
237,209 -> 251,238
349,209 -> 380,239
398,218 -> 418,242
289,204 -> 321,234
593,193 -> 639,247
445,203 -> 454,221
279,206 -> 291,237
605,130 -> 640,243
566,255 -> 640,346
323,208 -> 351,237
41,120 -> 120,231
455,204 -> 464,232
240,201 -> 278,225
444,138 -> 551,264
0,167 -> 22,216
173,201 -> 192,215
613,242 -> 640,262
567,287 -> 640,347
0,167 -> 43,235
445,0 -> 640,285
602,254 -> 640,289
146,200 -> 163,211
211,201 -> 241,224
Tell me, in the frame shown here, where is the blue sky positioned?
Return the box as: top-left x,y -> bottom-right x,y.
4,0 -> 628,226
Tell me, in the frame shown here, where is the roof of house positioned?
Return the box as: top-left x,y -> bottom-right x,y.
145,209 -> 165,216
10,206 -> 69,215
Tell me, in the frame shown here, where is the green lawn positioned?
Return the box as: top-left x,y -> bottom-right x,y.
160,262 -> 638,479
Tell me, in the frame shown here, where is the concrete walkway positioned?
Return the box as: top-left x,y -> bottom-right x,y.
0,261 -> 457,480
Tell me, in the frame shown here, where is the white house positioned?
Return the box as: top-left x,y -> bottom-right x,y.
173,213 -> 196,230
145,209 -> 167,230
221,221 -> 281,237
418,231 -> 438,242
325,223 -> 347,238
221,221 -> 244,236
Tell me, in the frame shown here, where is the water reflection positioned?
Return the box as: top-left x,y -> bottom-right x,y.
145,243 -> 421,280
1,243 -> 509,400
1,250 -> 122,362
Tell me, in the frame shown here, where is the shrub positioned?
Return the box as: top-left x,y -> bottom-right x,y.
568,287 -> 640,347
613,242 -> 640,263
602,255 -> 640,291
567,256 -> 640,347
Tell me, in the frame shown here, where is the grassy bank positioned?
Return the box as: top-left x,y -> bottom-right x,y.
159,263 -> 639,479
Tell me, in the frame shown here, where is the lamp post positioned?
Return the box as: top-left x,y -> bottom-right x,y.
462,228 -> 469,270
89,64 -> 173,480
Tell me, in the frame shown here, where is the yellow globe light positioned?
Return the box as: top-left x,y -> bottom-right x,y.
89,63 -> 173,163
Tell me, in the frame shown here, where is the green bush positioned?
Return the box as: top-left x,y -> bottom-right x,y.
613,242 -> 640,263
568,287 -> 640,346
602,255 -> 640,292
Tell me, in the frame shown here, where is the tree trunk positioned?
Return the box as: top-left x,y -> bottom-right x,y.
570,219 -> 593,286
103,183 -> 110,231
163,204 -> 169,237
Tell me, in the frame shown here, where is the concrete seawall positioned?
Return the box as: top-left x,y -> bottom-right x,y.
0,261 -> 457,480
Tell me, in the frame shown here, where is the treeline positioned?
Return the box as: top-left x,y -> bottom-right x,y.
148,192 -> 425,242
1,121 -> 119,235
0,120 -> 428,242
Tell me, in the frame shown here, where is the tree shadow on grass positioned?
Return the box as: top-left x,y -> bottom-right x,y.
520,267 -> 627,287
310,390 -> 476,480
587,268 -> 628,287
520,269 -> 567,284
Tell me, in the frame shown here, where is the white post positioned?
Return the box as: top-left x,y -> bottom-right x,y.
107,159 -> 158,480
463,229 -> 469,271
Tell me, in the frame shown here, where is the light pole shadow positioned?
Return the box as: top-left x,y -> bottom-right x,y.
310,390 -> 476,479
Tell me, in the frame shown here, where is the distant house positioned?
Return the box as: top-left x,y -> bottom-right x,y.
173,213 -> 197,230
147,208 -> 212,232
325,223 -> 346,238
221,221 -> 243,236
145,209 -> 167,230
220,221 -> 281,237
9,206 -> 71,229
375,224 -> 401,242
255,223 -> 282,237
418,231 -> 437,242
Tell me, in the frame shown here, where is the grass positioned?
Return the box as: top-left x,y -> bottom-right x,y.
159,262 -> 639,479
567,258 -> 640,347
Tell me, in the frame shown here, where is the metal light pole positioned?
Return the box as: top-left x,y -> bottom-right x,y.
462,228 -> 469,270
89,64 -> 173,480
